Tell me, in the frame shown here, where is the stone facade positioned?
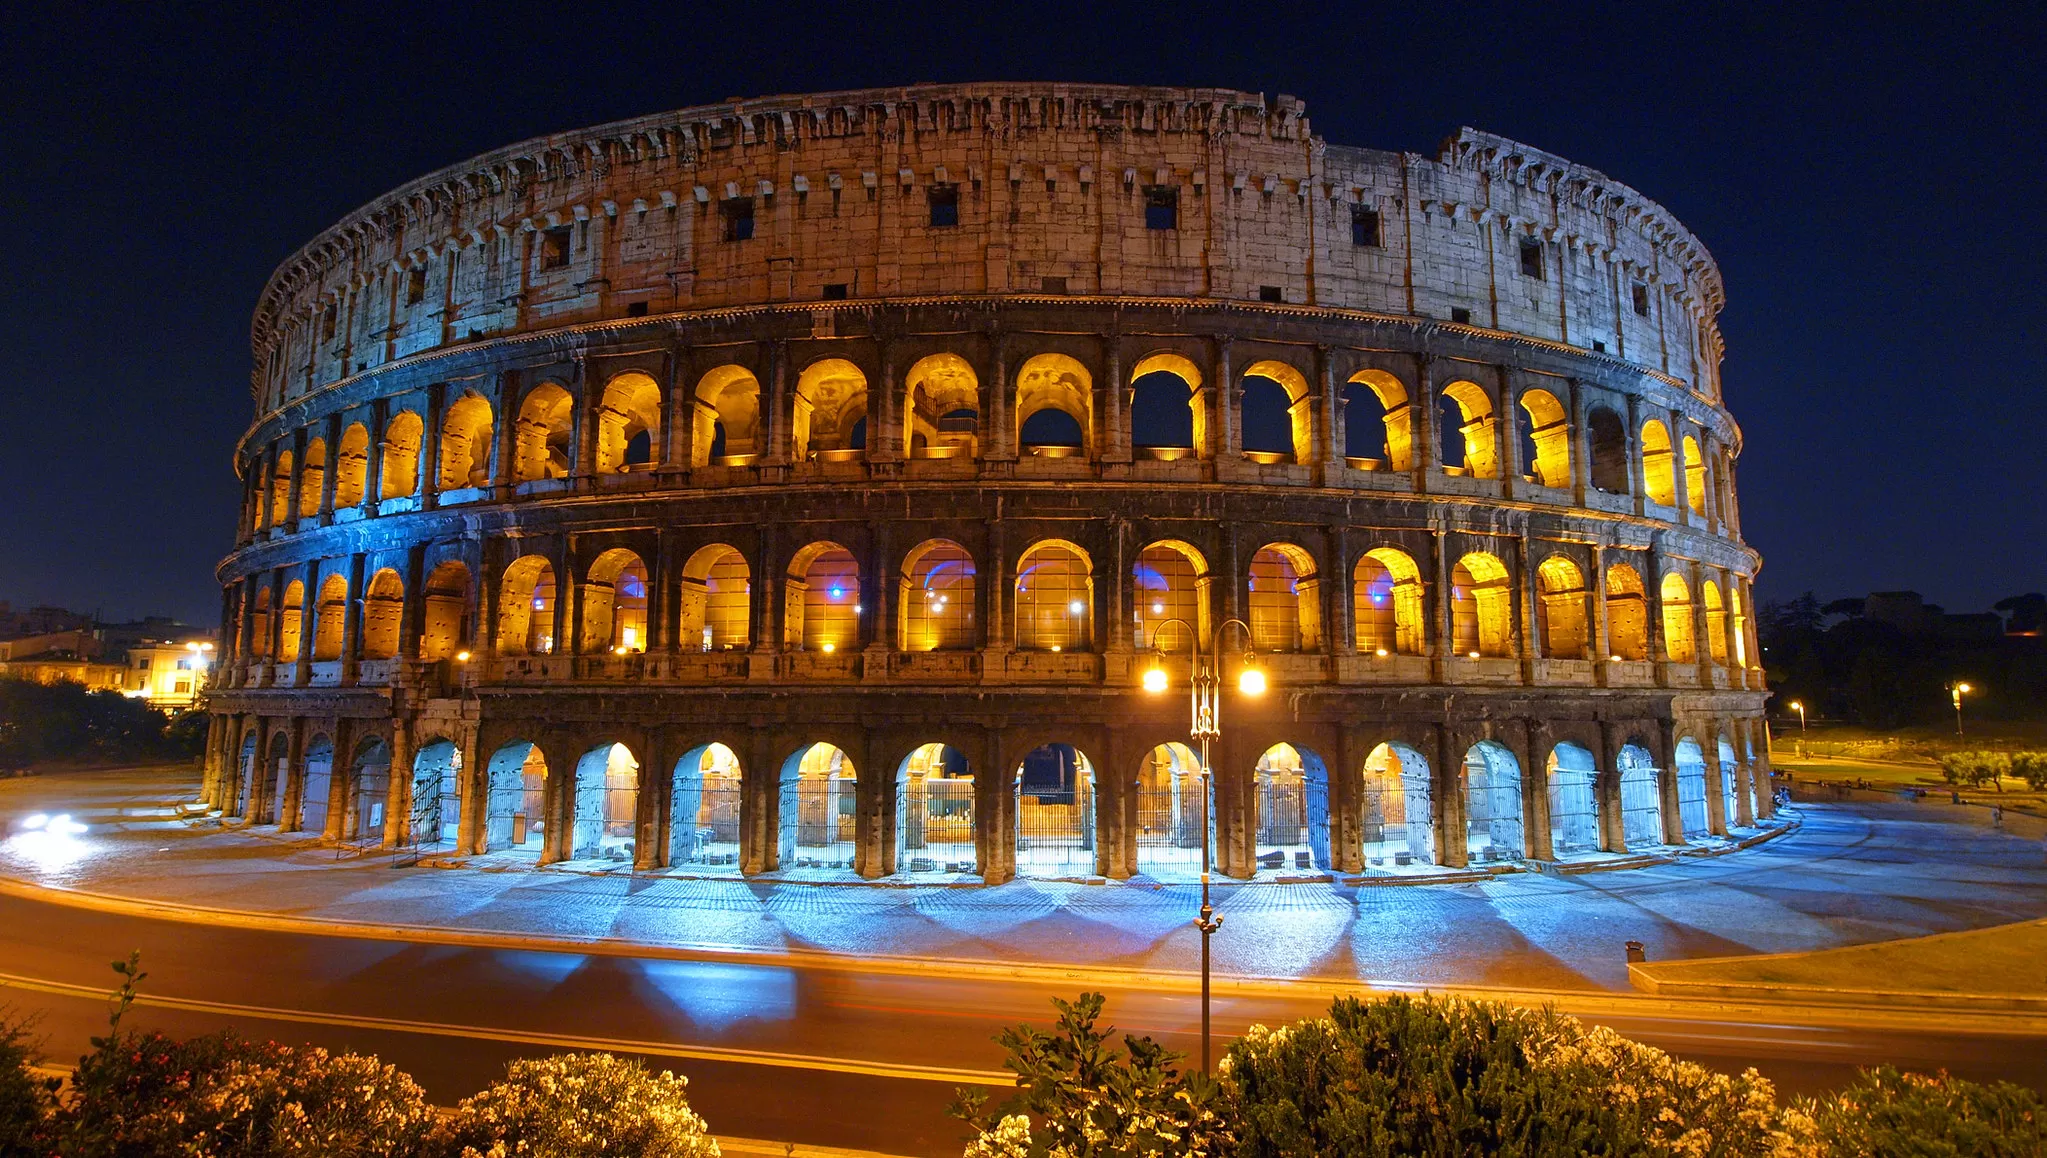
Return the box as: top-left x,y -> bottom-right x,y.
202,83 -> 1768,884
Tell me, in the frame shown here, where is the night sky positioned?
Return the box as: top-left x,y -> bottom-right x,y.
4,3 -> 2041,626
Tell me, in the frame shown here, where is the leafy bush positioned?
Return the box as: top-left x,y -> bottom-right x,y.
953,992 -> 1227,1158
0,1009 -> 59,1153
0,677 -> 190,766
1800,1067 -> 2045,1157
441,1052 -> 719,1158
1937,750 -> 2011,789
2007,751 -> 2047,791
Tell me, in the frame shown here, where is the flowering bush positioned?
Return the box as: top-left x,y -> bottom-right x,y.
1799,1067 -> 2045,1157
441,1052 -> 719,1158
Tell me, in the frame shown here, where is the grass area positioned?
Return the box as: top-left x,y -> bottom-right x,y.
1773,755 -> 2047,805
1639,919 -> 2047,997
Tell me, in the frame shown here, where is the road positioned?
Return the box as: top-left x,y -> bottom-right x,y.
1,891 -> 2041,1156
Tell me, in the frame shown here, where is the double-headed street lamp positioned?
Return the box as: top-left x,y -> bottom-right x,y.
1141,616 -> 1262,1074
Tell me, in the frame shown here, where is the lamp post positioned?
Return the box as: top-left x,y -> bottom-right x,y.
1141,615 -> 1262,1074
1787,700 -> 1806,758
1950,682 -> 1973,742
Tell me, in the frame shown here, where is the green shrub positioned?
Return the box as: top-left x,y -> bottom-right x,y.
1937,750 -> 2011,789
1800,1067 -> 2045,1157
2007,751 -> 2047,791
0,1009 -> 58,1153
441,1052 -> 719,1158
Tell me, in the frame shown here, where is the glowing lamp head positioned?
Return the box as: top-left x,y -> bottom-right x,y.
1068,600 -> 1086,615
829,586 -> 845,600
1237,664 -> 1267,696
1142,665 -> 1169,694
454,650 -> 471,663
1375,648 -> 1389,658
1151,601 -> 1165,614
821,642 -> 836,654
1788,700 -> 1802,711
1956,683 -> 1972,694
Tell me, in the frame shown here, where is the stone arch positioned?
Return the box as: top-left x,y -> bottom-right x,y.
904,353 -> 980,459
1605,563 -> 1649,661
1439,380 -> 1499,479
409,737 -> 462,848
1252,742 -> 1330,872
248,587 -> 273,661
278,581 -> 305,663
1451,552 -> 1513,658
233,730 -> 260,819
1247,541 -> 1321,652
1133,741 -> 1203,878
311,573 -> 348,661
419,560 -> 470,661
595,371 -> 662,473
361,568 -> 405,660
334,422 -> 370,508
897,742 -> 976,875
483,740 -> 548,854
1642,419 -> 1676,505
1717,735 -> 1741,829
1535,555 -> 1589,660
1013,743 -> 1098,878
1362,741 -> 1432,866
1674,738 -> 1710,838
793,357 -> 869,459
1014,539 -> 1093,651
1660,572 -> 1696,663
1354,547 -> 1425,656
438,393 -> 494,490
1702,580 -> 1728,664
297,437 -> 325,519
1545,742 -> 1599,857
571,741 -> 641,860
298,732 -> 335,835
1015,353 -> 1092,454
1518,388 -> 1571,488
1129,352 -> 1201,454
513,382 -> 575,481
1682,434 -> 1707,515
347,734 -> 392,841
1586,406 -> 1627,494
379,411 -> 423,499
693,365 -> 762,464
1462,740 -> 1524,862
777,742 -> 858,871
1134,539 -> 1208,653
581,548 -> 649,654
899,539 -> 977,651
262,730 -> 290,825
496,555 -> 557,656
785,541 -> 859,652
670,742 -> 743,869
1617,741 -> 1665,848
678,544 -> 750,651
1239,358 -> 1313,463
1343,369 -> 1412,469
269,448 -> 295,525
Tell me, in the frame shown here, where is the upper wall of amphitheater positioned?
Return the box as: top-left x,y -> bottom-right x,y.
250,83 -> 1727,418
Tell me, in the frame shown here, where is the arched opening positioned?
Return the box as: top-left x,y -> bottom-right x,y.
899,539 -> 977,651
1675,738 -> 1709,839
1129,354 -> 1200,455
897,743 -> 974,875
299,734 -> 334,834
496,556 -> 557,656
311,574 -> 348,661
1247,543 -> 1320,652
348,735 -> 391,842
595,372 -> 662,473
1660,572 -> 1696,663
361,568 -> 404,660
1518,389 -> 1571,488
1728,586 -> 1749,667
678,544 -> 749,651
905,353 -> 980,459
334,423 -> 369,508
1239,360 -> 1310,463
1682,435 -> 1707,516
409,739 -> 462,848
1344,370 -> 1412,469
785,542 -> 859,652
277,581 -> 304,663
1618,742 -> 1664,847
297,438 -> 326,519
261,732 -> 290,825
1641,419 -> 1676,506
571,742 -> 639,861
1463,741 -> 1524,862
1702,581 -> 1728,665
1438,380 -> 1498,478
581,549 -> 649,654
1014,540 -> 1092,651
1535,556 -> 1589,660
1253,742 -> 1330,872
512,383 -> 574,482
1015,743 -> 1096,877
483,741 -> 548,855
1718,737 -> 1741,829
1451,553 -> 1513,658
1134,541 -> 1206,653
1134,742 -> 1203,879
379,411 -> 423,499
269,449 -> 294,525
1545,743 -> 1598,858
670,743 -> 742,869
1586,407 -> 1627,494
778,743 -> 856,871
233,732 -> 258,819
1605,563 -> 1649,661
693,365 -> 762,465
793,358 -> 869,460
247,587 -> 273,661
438,394 -> 494,491
1354,548 -> 1424,656
418,561 -> 470,661
1015,353 -> 1092,457
1363,742 -> 1432,867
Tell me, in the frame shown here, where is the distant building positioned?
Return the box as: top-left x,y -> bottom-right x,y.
1859,592 -> 2006,643
0,603 -> 93,639
122,637 -> 218,709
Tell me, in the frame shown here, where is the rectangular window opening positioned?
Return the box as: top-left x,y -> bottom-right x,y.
822,283 -> 849,300
1632,283 -> 1650,316
1040,276 -> 1068,294
1350,205 -> 1382,247
405,267 -> 428,305
928,184 -> 960,228
1259,285 -> 1284,304
1592,339 -> 1607,353
1450,307 -> 1473,325
539,228 -> 572,270
1519,237 -> 1545,279
722,197 -> 755,241
625,301 -> 650,318
1144,186 -> 1178,230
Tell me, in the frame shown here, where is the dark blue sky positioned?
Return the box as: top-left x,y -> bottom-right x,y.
3,2 -> 2041,624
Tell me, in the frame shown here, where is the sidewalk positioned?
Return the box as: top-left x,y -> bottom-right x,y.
6,766 -> 2047,995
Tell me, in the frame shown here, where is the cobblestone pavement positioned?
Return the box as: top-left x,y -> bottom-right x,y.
4,766 -> 2044,992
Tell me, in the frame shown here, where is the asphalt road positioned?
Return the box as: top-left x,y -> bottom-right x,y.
0,893 -> 2041,1156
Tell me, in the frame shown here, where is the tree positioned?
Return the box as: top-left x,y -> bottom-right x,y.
1993,593 -> 2046,635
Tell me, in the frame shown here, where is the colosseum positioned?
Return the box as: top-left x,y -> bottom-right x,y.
200,83 -> 1773,886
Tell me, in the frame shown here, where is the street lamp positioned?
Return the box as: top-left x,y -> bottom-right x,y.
1140,615 -> 1262,1074
1787,700 -> 1806,757
1950,682 -> 1973,742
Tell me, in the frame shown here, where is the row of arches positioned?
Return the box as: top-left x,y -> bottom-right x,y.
226,726 -> 1766,879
